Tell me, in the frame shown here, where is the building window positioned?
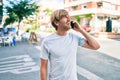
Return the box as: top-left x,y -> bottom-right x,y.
72,5 -> 78,10
82,4 -> 87,9
97,16 -> 104,20
97,2 -> 103,8
103,2 -> 115,10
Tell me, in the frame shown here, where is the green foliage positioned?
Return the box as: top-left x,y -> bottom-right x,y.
0,1 -> 3,24
0,5 -> 2,16
74,15 -> 81,24
84,14 -> 93,18
44,8 -> 54,15
3,12 -> 18,26
73,14 -> 93,24
4,0 -> 39,28
26,28 -> 30,32
80,14 -> 93,18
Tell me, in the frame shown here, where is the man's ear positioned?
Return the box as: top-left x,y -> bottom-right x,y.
54,21 -> 59,26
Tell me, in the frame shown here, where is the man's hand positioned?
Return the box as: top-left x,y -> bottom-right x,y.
71,21 -> 100,50
71,21 -> 83,32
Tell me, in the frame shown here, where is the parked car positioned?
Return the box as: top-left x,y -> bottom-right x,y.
0,27 -> 17,35
8,27 -> 18,35
82,25 -> 91,32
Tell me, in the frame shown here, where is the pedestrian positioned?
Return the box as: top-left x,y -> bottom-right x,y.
40,9 -> 100,80
0,29 -> 3,36
106,17 -> 112,32
12,36 -> 16,46
2,26 -> 8,36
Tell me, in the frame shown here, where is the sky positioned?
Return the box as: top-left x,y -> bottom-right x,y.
3,0 -> 63,6
2,0 -> 64,16
40,0 -> 64,9
3,0 -> 64,10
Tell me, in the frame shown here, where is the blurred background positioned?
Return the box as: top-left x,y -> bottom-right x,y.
0,0 -> 120,34
0,0 -> 120,80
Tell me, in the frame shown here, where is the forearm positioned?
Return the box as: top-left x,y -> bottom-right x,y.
40,59 -> 48,80
71,21 -> 100,49
78,28 -> 100,50
40,66 -> 47,80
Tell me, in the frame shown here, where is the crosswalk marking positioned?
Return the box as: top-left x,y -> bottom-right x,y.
0,62 -> 36,71
77,66 -> 104,80
0,55 -> 30,61
11,66 -> 39,74
0,55 -> 39,74
0,54 -> 104,79
0,62 -> 32,67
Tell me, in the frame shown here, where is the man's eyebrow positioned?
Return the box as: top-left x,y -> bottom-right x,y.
61,15 -> 68,18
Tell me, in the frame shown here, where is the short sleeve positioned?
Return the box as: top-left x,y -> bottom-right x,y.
71,32 -> 86,46
40,40 -> 49,60
78,37 -> 86,46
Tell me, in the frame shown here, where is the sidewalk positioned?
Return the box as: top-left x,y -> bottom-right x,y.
95,37 -> 120,59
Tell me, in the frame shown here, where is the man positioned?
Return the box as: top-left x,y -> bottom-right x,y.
106,17 -> 112,32
3,26 -> 8,35
40,9 -> 100,80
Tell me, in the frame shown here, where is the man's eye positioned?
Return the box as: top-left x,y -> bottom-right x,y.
62,15 -> 66,18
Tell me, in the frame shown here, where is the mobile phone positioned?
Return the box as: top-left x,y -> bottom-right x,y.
70,21 -> 75,28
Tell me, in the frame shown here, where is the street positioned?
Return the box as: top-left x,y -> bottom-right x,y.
0,37 -> 120,80
0,42 -> 40,80
77,47 -> 120,80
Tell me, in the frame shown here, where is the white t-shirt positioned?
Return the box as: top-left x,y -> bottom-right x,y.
40,32 -> 86,80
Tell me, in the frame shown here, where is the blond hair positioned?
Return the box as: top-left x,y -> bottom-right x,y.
50,9 -> 68,30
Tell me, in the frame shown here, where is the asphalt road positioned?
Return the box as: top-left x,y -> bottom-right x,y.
0,37 -> 120,80
77,47 -> 120,80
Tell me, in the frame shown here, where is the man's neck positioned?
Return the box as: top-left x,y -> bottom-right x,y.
56,31 -> 67,36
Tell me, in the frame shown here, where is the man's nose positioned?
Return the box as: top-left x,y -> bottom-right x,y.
66,17 -> 70,21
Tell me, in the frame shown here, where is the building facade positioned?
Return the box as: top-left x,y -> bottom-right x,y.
64,0 -> 120,32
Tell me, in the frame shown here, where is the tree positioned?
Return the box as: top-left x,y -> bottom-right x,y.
0,0 -> 3,24
4,0 -> 39,35
3,12 -> 18,26
44,8 -> 53,16
74,15 -> 81,24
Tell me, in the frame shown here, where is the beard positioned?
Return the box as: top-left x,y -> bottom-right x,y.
59,20 -> 71,31
63,26 -> 70,31
62,22 -> 71,31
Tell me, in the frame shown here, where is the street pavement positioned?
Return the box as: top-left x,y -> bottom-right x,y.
0,32 -> 120,80
95,37 -> 120,59
0,42 -> 40,80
